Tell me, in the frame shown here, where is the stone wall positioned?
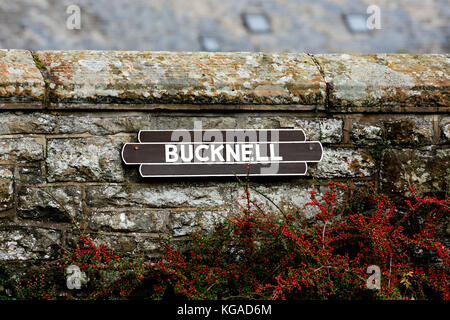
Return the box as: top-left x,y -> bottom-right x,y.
0,50 -> 448,263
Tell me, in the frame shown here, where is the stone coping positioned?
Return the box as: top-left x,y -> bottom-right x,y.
0,50 -> 448,112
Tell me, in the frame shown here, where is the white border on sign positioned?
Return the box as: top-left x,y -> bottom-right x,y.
121,141 -> 323,165
138,163 -> 309,178
137,128 -> 307,143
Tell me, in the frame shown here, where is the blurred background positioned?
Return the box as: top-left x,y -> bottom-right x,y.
0,0 -> 448,53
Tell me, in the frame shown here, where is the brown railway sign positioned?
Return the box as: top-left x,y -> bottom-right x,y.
122,129 -> 323,177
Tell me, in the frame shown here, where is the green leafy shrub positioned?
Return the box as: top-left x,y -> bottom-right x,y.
4,180 -> 449,300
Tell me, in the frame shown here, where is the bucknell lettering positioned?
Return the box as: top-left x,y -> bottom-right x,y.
164,143 -> 283,163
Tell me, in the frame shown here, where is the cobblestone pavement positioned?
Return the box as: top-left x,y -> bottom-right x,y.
0,0 -> 448,53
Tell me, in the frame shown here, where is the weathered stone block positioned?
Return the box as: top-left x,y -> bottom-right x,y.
58,113 -> 151,135
87,208 -> 168,233
17,185 -> 82,222
36,51 -> 325,106
0,227 -> 61,260
245,117 -> 342,143
245,184 -> 318,219
244,116 -> 284,129
242,183 -> 349,219
0,112 -> 57,134
310,148 -> 376,178
440,117 -> 450,143
46,136 -> 130,182
0,50 -> 45,105
0,167 -> 13,212
315,54 -> 450,111
287,119 -> 321,141
0,137 -> 45,163
351,121 -> 383,145
319,118 -> 342,143
384,118 -> 434,145
152,116 -> 238,130
66,232 -> 162,257
86,184 -> 232,208
67,232 -> 139,255
16,166 -> 44,184
169,208 -> 231,237
135,237 -> 162,256
381,148 -> 449,197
